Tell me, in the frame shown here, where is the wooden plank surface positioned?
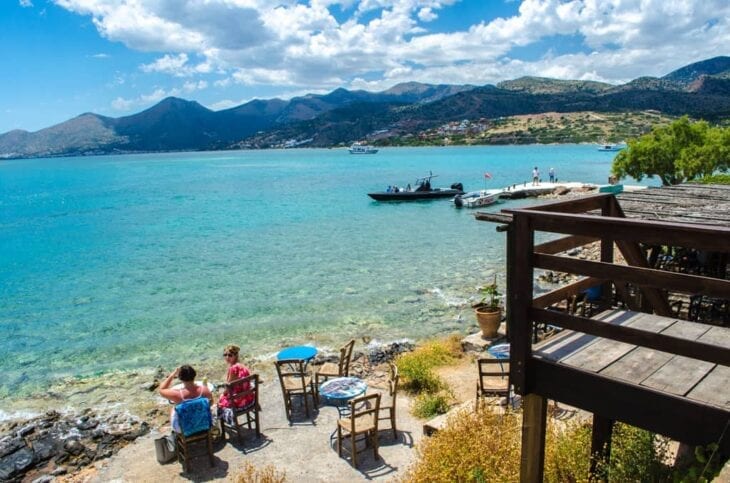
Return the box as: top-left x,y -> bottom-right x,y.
533,309 -> 631,362
600,347 -> 674,385
533,309 -> 730,410
559,312 -> 674,372
603,320 -> 711,387
641,355 -> 714,396
686,365 -> 730,409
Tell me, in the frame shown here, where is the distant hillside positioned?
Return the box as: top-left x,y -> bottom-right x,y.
0,82 -> 471,158
662,56 -> 730,86
1,57 -> 729,158
248,78 -> 730,148
497,77 -> 612,95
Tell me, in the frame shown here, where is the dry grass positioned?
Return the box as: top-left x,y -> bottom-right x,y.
234,461 -> 287,483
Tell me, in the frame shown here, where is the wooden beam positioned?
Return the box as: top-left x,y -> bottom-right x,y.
475,212 -> 513,224
520,393 -> 548,483
533,254 -> 730,299
534,235 -> 599,255
529,359 -> 730,454
590,415 -> 615,480
614,240 -> 673,316
532,277 -> 605,308
530,308 -> 730,366
516,193 -> 611,213
509,210 -> 730,253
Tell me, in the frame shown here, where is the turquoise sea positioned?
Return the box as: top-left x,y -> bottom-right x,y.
0,145 -> 645,407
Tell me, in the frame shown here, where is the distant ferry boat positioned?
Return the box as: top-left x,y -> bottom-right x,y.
349,142 -> 378,154
597,144 -> 625,152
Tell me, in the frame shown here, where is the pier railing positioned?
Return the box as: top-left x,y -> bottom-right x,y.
499,193 -> 730,481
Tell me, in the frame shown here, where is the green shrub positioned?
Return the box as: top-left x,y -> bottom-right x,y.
402,405 -> 522,482
697,173 -> 730,185
673,443 -> 726,482
599,423 -> 670,481
403,405 -> 673,483
546,420 -> 592,482
396,337 -> 461,394
412,392 -> 452,418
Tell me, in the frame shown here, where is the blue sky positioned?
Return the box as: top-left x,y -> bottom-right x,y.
2,0 -> 729,133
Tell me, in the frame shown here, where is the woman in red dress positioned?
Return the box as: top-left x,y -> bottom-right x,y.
217,344 -> 254,423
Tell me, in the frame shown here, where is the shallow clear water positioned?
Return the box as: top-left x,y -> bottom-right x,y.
0,145 -> 643,400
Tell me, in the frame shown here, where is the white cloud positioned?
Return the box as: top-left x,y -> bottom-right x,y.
55,0 -> 730,97
111,97 -> 134,111
19,0 -> 33,7
141,53 -> 190,76
110,81 -> 209,111
417,7 -> 436,22
91,53 -> 109,59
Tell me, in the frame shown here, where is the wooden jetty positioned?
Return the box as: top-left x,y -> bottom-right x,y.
476,185 -> 730,482
496,181 -> 595,199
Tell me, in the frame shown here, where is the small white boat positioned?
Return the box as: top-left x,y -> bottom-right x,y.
349,142 -> 378,154
453,190 -> 498,208
597,144 -> 625,152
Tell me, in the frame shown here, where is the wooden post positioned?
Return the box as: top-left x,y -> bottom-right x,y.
520,393 -> 547,483
505,222 -> 514,341
590,414 -> 615,480
600,198 -> 615,310
509,213 -> 534,395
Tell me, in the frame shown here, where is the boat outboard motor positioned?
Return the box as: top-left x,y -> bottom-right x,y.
454,195 -> 464,208
451,182 -> 463,192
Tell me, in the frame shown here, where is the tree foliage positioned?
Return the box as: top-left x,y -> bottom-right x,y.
611,117 -> 730,185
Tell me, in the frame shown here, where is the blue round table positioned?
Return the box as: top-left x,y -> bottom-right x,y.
277,345 -> 317,361
319,377 -> 367,402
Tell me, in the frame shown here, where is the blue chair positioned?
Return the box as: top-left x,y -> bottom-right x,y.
174,398 -> 214,472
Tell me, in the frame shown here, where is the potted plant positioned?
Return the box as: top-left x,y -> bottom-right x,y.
473,275 -> 503,338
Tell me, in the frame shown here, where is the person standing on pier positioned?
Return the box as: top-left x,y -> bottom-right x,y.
532,167 -> 539,186
549,167 -> 555,183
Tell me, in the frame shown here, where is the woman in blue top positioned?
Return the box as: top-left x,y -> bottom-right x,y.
159,365 -> 213,432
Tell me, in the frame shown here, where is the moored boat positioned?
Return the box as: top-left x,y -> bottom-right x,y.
597,143 -> 625,152
368,173 -> 464,201
453,190 -> 499,208
349,142 -> 378,154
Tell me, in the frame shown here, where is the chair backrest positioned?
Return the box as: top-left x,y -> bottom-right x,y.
346,393 -> 380,432
274,359 -> 308,391
338,339 -> 356,376
477,358 -> 508,394
175,397 -> 212,437
225,373 -> 259,408
388,362 -> 399,397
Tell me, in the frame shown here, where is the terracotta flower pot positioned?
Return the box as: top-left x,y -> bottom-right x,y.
474,305 -> 502,338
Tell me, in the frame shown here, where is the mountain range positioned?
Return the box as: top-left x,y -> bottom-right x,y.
2,56 -> 730,159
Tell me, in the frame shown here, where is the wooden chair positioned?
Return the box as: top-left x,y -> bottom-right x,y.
315,339 -> 355,389
174,398 -> 214,472
476,358 -> 510,404
337,393 -> 381,467
274,359 -> 316,422
377,362 -> 399,439
219,374 -> 261,443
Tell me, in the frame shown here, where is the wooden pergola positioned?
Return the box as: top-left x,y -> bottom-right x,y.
476,185 -> 730,482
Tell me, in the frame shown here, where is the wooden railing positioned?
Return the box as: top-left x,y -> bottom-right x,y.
504,194 -> 730,395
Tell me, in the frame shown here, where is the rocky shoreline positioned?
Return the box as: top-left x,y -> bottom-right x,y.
0,409 -> 149,482
0,340 -> 415,482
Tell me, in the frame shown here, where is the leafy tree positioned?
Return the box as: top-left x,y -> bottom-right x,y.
612,117 -> 730,185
